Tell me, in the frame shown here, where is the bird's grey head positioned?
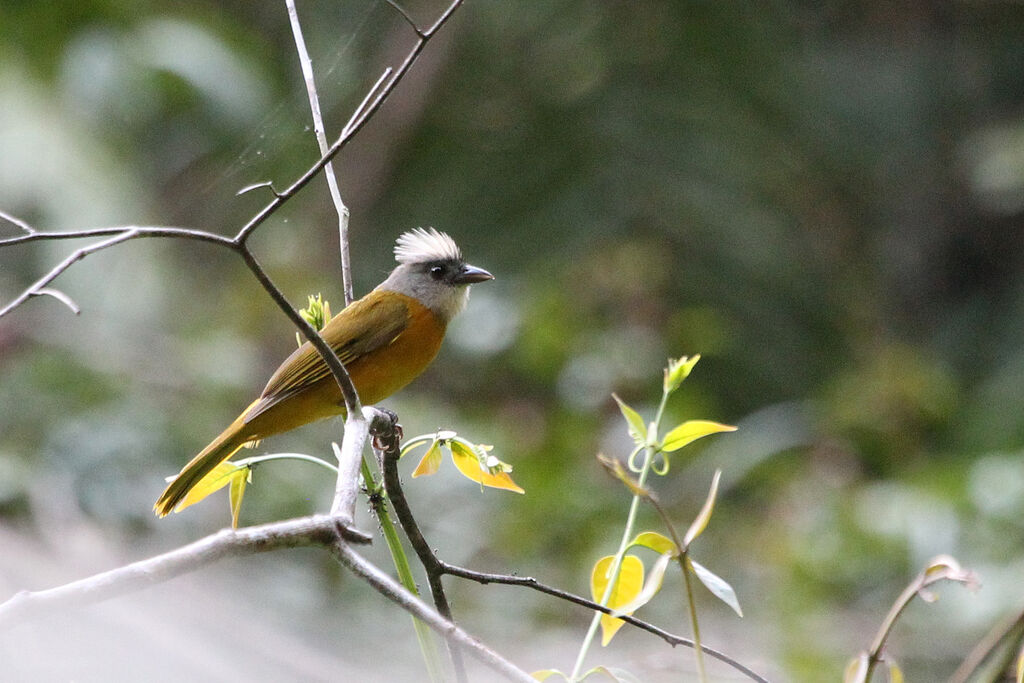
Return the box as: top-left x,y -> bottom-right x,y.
377,228 -> 493,321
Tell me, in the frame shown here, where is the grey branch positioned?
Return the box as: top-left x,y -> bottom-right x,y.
0,515 -> 369,630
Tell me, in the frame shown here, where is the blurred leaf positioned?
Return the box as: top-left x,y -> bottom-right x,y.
661,420 -> 736,453
591,554 -> 644,646
664,354 -> 700,394
449,439 -> 525,493
629,530 -> 679,556
613,394 -> 647,444
597,453 -> 650,497
610,551 -> 673,617
411,439 -> 443,478
1017,642 -> 1024,683
887,659 -> 904,683
531,670 -> 568,682
172,461 -> 248,513
688,558 -> 743,617
227,465 -> 250,529
683,469 -> 722,548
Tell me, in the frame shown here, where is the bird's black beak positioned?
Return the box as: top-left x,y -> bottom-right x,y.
453,263 -> 494,285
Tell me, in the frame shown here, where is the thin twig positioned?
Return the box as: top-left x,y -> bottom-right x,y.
0,209 -> 36,235
285,0 -> 354,306
32,287 -> 80,315
383,0 -> 426,38
232,0 -> 466,247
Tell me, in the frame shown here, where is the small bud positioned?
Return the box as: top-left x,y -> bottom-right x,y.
664,354 -> 700,393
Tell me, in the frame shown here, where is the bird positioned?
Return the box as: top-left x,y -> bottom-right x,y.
154,228 -> 493,516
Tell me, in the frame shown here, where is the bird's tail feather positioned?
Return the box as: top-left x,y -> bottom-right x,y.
154,417 -> 250,517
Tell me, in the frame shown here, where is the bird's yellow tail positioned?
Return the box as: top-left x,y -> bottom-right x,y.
154,416 -> 251,517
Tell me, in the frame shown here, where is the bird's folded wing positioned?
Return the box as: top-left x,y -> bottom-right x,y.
244,294 -> 410,422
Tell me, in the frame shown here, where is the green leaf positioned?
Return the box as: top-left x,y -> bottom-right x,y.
688,558 -> 743,617
683,469 -> 722,548
171,461 -> 248,514
227,466 -> 250,529
591,554 -> 644,646
612,394 -> 647,444
610,551 -> 673,616
449,439 -> 525,493
629,531 -> 679,556
664,355 -> 700,393
411,439 -> 443,478
661,420 -> 736,452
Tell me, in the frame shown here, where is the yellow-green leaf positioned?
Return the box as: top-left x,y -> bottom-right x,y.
591,554 -> 644,646
610,551 -> 673,616
661,420 -> 736,452
688,557 -> 743,616
683,469 -> 722,548
1016,642 -> 1024,683
531,670 -> 568,682
172,461 -> 247,513
228,467 -> 250,529
887,659 -> 904,683
664,355 -> 700,393
411,440 -> 443,478
612,394 -> 647,444
449,440 -> 525,493
629,531 -> 679,556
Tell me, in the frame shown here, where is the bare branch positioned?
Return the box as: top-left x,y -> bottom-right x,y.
0,209 -> 36,235
0,515 -> 370,630
383,0 -> 426,38
236,180 -> 283,198
286,0 -> 354,306
373,411 -> 468,683
33,287 -> 80,315
330,542 -> 534,683
232,0 -> 465,246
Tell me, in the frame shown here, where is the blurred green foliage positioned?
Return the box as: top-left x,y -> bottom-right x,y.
4,1 -> 1024,680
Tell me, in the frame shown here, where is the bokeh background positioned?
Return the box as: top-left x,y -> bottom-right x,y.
3,1 -> 1024,680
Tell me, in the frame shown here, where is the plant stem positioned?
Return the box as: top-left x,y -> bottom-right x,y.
680,552 -> 707,682
360,456 -> 446,683
569,389 -> 672,681
235,452 -> 339,473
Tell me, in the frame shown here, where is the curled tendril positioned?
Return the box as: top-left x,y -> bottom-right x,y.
627,445 -> 646,473
651,451 -> 670,476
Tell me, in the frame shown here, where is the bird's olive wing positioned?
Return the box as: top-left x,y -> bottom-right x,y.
244,294 -> 410,422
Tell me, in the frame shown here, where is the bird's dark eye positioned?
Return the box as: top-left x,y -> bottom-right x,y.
429,265 -> 445,280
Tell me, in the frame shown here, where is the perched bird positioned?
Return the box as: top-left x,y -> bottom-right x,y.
155,228 -> 492,516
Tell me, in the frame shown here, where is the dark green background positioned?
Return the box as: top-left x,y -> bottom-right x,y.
3,1 -> 1024,680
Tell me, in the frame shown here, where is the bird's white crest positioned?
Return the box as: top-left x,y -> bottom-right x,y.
394,228 -> 462,265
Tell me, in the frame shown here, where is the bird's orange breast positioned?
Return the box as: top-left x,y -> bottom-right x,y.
345,294 -> 446,406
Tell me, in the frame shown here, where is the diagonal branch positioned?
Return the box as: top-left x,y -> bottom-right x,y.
232,0 -> 465,246
0,515 -> 370,630
0,515 -> 533,683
